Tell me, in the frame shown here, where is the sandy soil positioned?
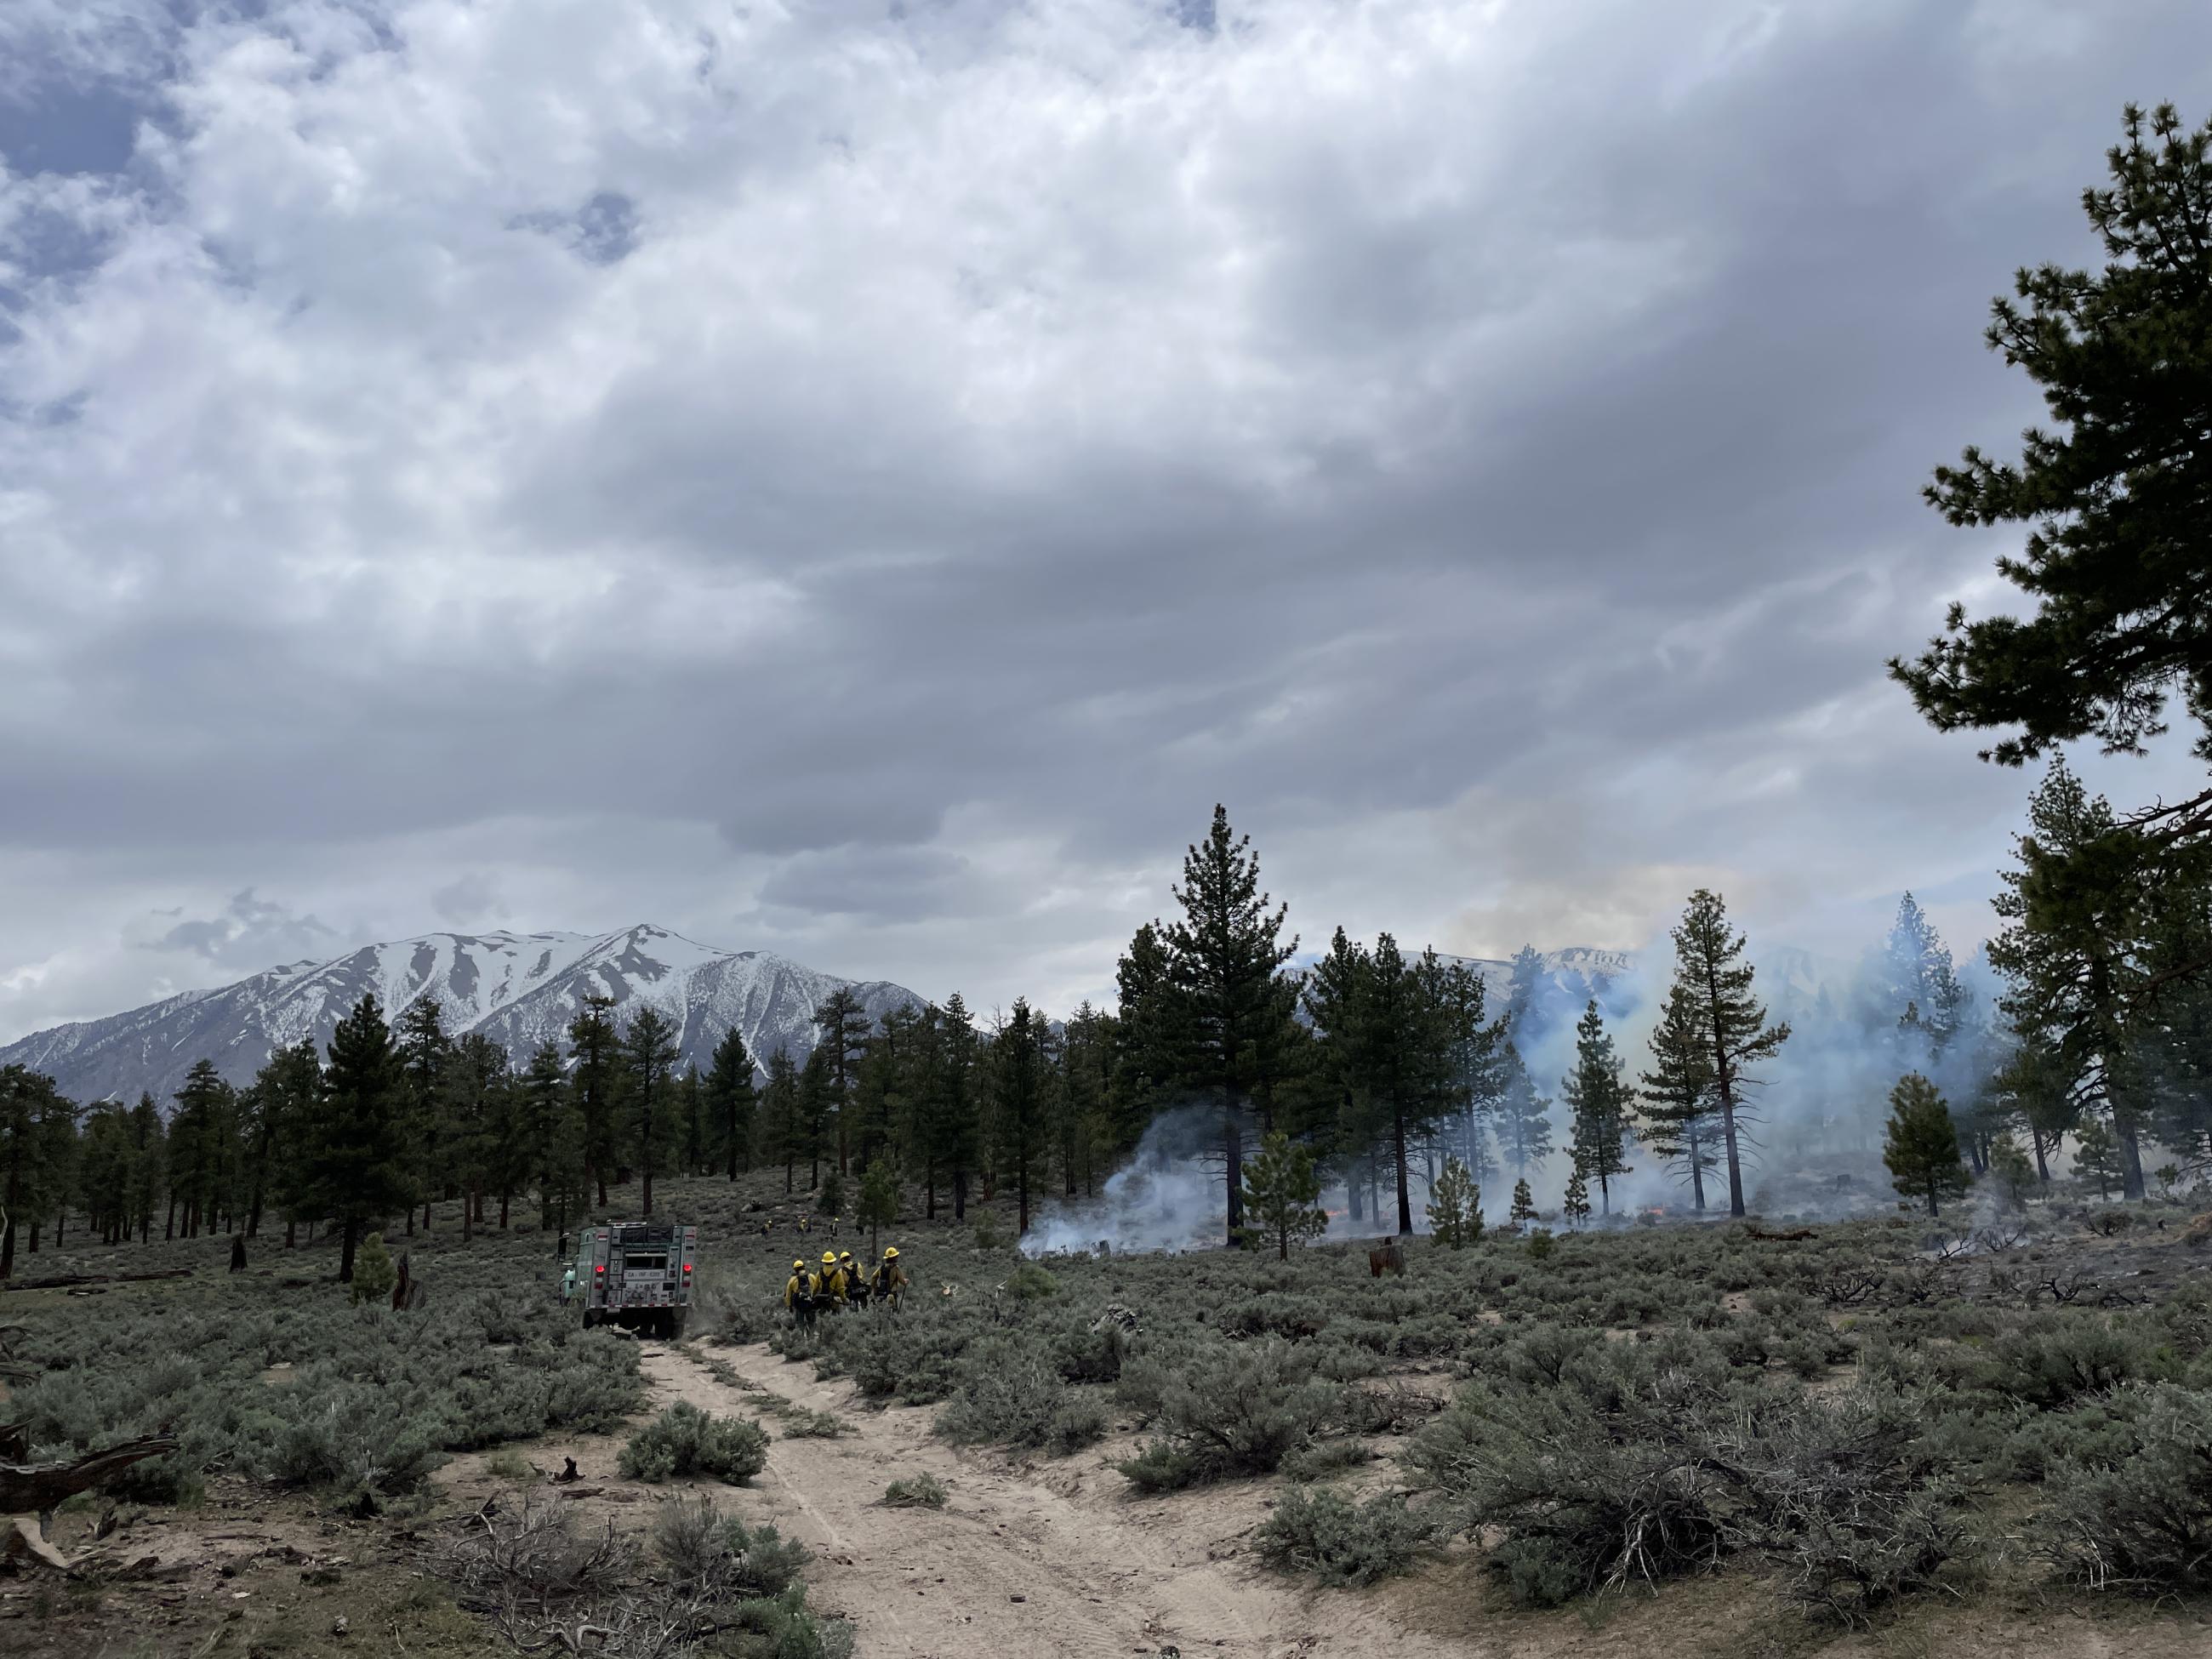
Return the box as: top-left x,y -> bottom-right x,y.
637,1339 -> 1476,1659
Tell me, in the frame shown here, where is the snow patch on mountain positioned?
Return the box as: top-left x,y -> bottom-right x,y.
0,924 -> 922,1108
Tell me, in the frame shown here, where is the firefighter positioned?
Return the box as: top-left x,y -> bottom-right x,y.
841,1250 -> 869,1310
783,1258 -> 817,1329
818,1250 -> 847,1309
872,1246 -> 907,1311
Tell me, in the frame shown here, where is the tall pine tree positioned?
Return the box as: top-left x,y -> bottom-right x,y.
303,994 -> 413,1282
1639,981 -> 1719,1211
1161,807 -> 1301,1246
1562,1000 -> 1633,1217
1668,889 -> 1790,1217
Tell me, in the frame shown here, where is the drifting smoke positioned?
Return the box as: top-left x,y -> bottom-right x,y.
1022,908 -> 2030,1252
1020,1106 -> 1230,1257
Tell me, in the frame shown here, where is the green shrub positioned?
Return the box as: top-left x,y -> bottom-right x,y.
350,1233 -> 397,1307
1257,1487 -> 1437,1586
1525,1230 -> 1556,1262
619,1403 -> 769,1485
2043,1383 -> 2212,1590
1115,1337 -> 1340,1490
883,1474 -> 950,1508
1004,1262 -> 1060,1300
937,1344 -> 1104,1456
653,1497 -> 810,1599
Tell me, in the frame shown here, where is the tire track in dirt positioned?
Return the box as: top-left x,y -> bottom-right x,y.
640,1341 -> 1485,1659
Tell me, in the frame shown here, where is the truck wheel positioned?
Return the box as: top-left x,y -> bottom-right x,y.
671,1312 -> 687,1341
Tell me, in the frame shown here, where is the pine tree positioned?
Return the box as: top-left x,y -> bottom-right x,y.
304,994 -> 413,1282
127,1092 -> 164,1245
622,1006 -> 680,1217
442,1033 -> 510,1240
990,999 -> 1050,1236
2072,1115 -> 2125,1200
1639,981 -> 1719,1211
1668,889 -> 1790,1217
1891,103 -> 2212,790
1508,1177 -> 1538,1230
168,1059 -> 234,1239
676,1065 -> 705,1177
1989,1137 -> 2037,1209
1056,1002 -> 1116,1197
760,1050 -> 801,1194
1502,944 -> 1545,1038
1161,806 -> 1301,1247
1237,1131 -> 1328,1260
934,995 -> 982,1219
812,988 -> 871,1177
518,1042 -> 583,1234
857,1156 -> 899,1251
395,995 -> 450,1233
1988,760 -> 2152,1198
797,1045 -> 835,1190
1111,921 -> 1185,1149
247,1040 -> 321,1240
0,1068 -> 77,1274
1426,1154 -> 1483,1248
567,994 -> 623,1208
1561,1166 -> 1591,1229
704,1028 -> 755,1179
1883,1073 -> 1970,1218
1562,1000 -> 1633,1217
1493,1045 -> 1555,1175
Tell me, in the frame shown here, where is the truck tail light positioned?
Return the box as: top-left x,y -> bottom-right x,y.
682,1263 -> 693,1274
595,1264 -> 606,1275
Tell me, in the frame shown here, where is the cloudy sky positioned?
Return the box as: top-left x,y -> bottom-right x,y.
3,0 -> 2208,1040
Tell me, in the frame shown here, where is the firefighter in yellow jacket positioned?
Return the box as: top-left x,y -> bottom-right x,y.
818,1251 -> 847,1308
871,1246 -> 908,1310
783,1259 -> 817,1329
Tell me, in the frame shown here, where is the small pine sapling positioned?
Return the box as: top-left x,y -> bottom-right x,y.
1561,1168 -> 1591,1230
1239,1132 -> 1330,1261
1883,1073 -> 1970,1218
1425,1156 -> 1483,1249
1508,1178 -> 1538,1231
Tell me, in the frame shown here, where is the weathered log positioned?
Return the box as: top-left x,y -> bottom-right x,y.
0,1268 -> 193,1292
0,1434 -> 178,1514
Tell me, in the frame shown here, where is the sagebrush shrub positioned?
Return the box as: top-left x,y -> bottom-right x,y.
1115,1337 -> 1340,1490
937,1343 -> 1104,1456
619,1402 -> 769,1484
2043,1383 -> 2212,1590
1257,1487 -> 1437,1587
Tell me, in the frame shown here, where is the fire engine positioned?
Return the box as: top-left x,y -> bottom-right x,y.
575,1222 -> 699,1338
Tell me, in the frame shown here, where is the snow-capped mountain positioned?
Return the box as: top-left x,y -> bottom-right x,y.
0,925 -> 924,1107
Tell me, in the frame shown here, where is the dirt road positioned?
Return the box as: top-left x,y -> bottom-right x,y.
639,1341 -> 1465,1659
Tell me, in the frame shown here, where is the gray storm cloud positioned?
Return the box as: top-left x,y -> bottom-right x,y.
2,0 -> 2210,1043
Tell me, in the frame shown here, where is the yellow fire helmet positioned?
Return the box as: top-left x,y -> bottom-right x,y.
840,1251 -> 854,1263
823,1251 -> 838,1265
882,1246 -> 899,1259
792,1260 -> 805,1272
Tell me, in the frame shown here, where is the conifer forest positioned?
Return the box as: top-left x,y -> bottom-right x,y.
3,20 -> 2212,1659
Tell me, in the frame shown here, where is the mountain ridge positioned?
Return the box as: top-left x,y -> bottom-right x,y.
0,924 -> 924,1107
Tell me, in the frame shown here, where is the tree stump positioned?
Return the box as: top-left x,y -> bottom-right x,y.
230,1235 -> 248,1274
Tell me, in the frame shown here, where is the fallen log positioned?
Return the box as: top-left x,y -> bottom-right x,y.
0,1434 -> 178,1514
0,1268 -> 194,1292
0,1434 -> 177,1573
1744,1226 -> 1817,1243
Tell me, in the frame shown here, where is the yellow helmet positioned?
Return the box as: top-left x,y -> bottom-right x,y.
792,1259 -> 806,1271
840,1251 -> 854,1262
823,1251 -> 837,1264
883,1246 -> 899,1259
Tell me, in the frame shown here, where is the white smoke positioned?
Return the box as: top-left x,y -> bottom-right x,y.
1019,1105 -> 1229,1257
